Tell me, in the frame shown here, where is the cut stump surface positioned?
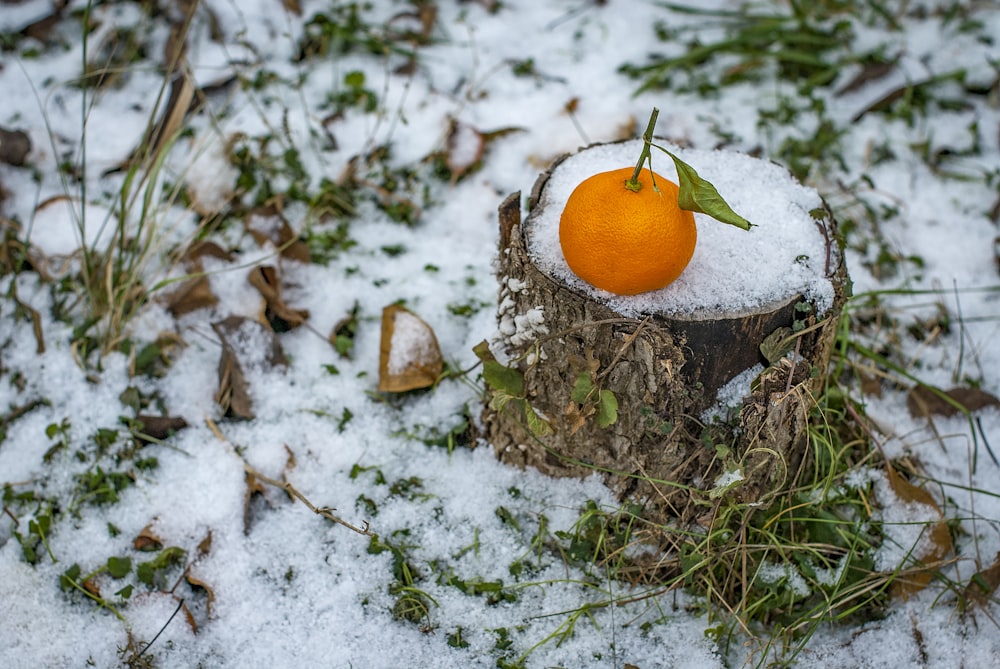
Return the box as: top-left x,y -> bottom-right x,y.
482,142 -> 850,523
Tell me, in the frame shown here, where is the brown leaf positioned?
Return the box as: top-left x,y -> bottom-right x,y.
134,524 -> 165,552
907,385 -> 1000,418
244,470 -> 268,535
247,265 -> 310,331
444,118 -> 485,184
164,275 -> 218,316
133,415 -> 189,444
82,578 -> 102,598
886,466 -> 953,599
0,127 -> 31,166
563,401 -> 588,436
964,552 -> 1000,607
183,241 -> 233,264
18,6 -> 65,44
281,0 -> 302,15
836,57 -> 898,96
162,242 -> 232,316
197,530 -> 213,556
185,571 -> 217,619
244,204 -> 311,263
212,316 -> 289,420
377,305 -> 443,393
179,598 -> 198,633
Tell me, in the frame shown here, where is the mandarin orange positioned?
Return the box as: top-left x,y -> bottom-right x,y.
558,166 -> 696,295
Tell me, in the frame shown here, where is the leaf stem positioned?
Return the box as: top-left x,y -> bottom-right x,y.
626,108 -> 659,192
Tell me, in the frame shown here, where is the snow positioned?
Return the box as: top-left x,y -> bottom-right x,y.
386,307 -> 437,375
1,1 -> 1000,668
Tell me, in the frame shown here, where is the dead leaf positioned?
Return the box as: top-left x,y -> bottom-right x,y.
836,57 -> 899,96
444,118 -> 485,184
134,523 -> 165,552
886,465 -> 953,599
0,127 -> 31,166
907,385 -> 1000,418
378,305 -> 443,393
441,119 -> 525,185
133,415 -> 189,444
281,0 -> 302,15
164,275 -> 218,316
212,316 -> 289,420
162,242 -> 232,316
197,531 -> 213,556
387,2 -> 437,44
964,552 -> 1000,607
185,571 -> 217,619
244,205 -> 311,263
564,401 -> 589,436
82,577 -> 101,598
247,265 -> 310,331
179,598 -> 198,633
243,469 -> 268,534
18,6 -> 66,45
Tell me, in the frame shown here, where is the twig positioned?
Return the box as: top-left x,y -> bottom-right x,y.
136,598 -> 185,659
204,417 -> 373,536
246,466 -> 373,536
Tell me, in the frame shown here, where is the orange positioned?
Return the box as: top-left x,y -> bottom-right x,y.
559,167 -> 696,296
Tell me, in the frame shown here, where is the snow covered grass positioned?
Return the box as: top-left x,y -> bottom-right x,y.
2,1 -> 1000,667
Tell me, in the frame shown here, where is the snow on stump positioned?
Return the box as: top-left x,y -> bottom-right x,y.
481,140 -> 849,523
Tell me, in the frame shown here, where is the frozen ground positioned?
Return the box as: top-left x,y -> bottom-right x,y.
1,1 -> 999,667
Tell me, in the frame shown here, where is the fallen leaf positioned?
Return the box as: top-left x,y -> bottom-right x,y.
444,118 -> 485,184
162,241 -> 232,316
197,531 -> 213,556
907,385 -> 1000,418
441,118 -> 525,185
243,469 -> 268,535
378,305 -> 443,393
964,552 -> 1000,608
247,265 -> 310,331
245,204 -> 311,263
886,465 -> 953,599
164,275 -> 218,316
212,316 -> 289,420
134,523 -> 164,552
185,571 -> 217,619
330,302 -> 360,359
132,415 -> 189,444
281,0 -> 302,15
0,127 -> 31,166
835,57 -> 899,96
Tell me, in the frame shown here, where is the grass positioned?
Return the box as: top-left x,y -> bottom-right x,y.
2,0 -> 1000,667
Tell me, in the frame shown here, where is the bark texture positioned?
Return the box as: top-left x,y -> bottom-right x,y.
482,166 -> 849,523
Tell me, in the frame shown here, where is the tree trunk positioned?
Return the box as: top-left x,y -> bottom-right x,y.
481,158 -> 849,524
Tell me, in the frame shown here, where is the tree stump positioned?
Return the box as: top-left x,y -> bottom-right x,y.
481,140 -> 849,523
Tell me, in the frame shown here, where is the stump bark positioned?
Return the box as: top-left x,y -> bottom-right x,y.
482,157 -> 849,524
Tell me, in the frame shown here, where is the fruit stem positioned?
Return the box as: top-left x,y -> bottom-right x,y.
625,107 -> 659,192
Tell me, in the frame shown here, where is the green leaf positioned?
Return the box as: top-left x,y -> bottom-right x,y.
596,390 -> 618,428
116,584 -> 134,600
656,145 -> 753,230
760,326 -> 794,364
60,564 -> 81,591
483,360 -> 524,397
107,556 -> 132,579
136,562 -> 154,586
571,373 -> 594,404
523,404 -> 553,437
488,389 -> 517,413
